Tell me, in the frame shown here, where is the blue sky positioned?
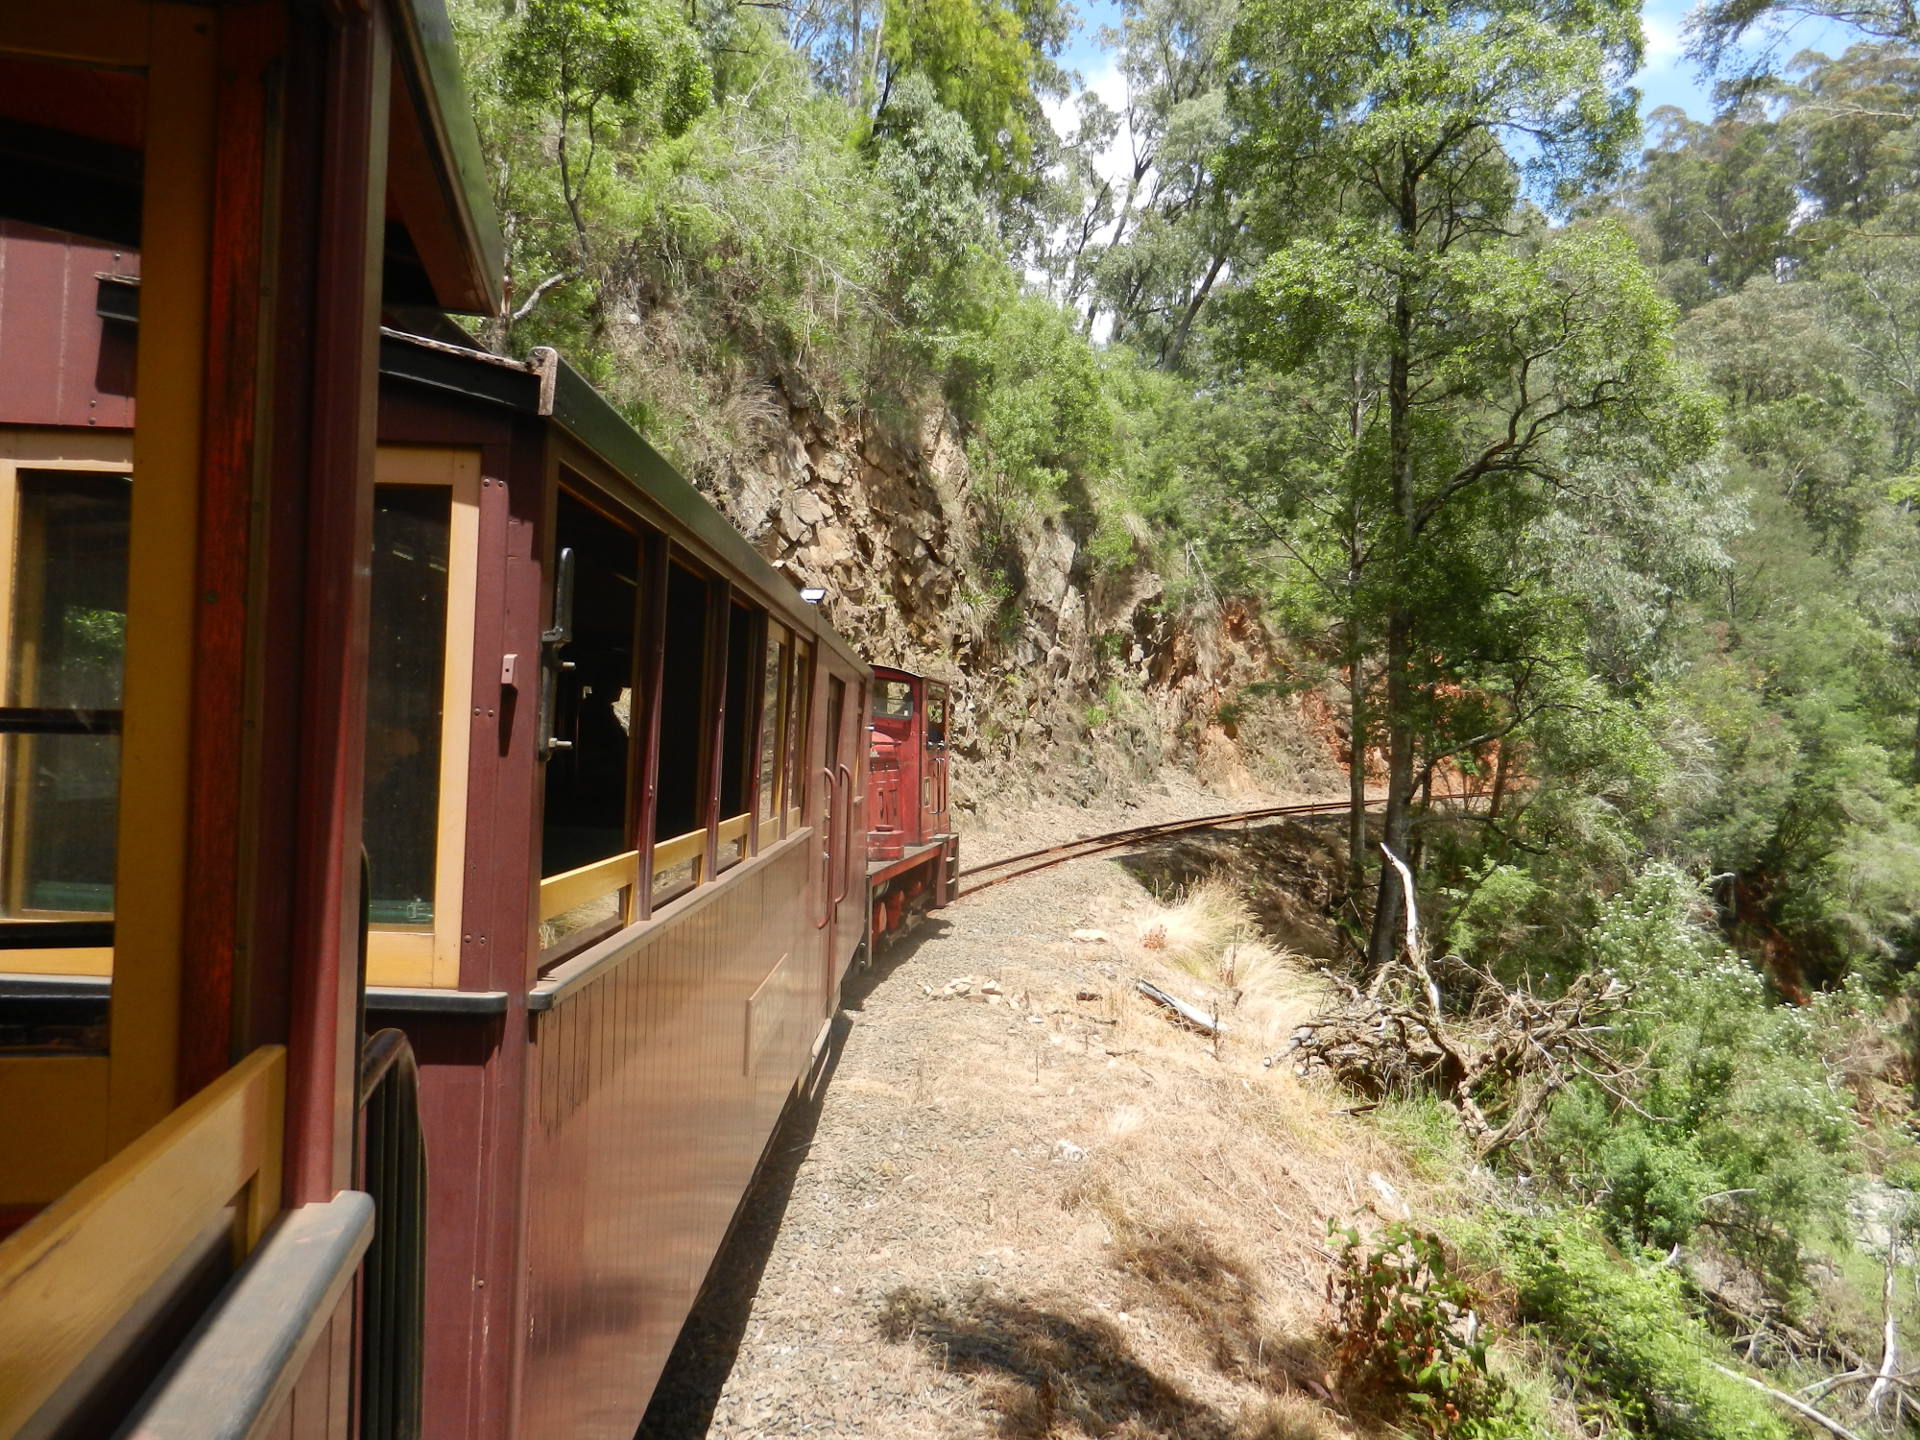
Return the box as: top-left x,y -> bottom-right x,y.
1056,0 -> 1863,133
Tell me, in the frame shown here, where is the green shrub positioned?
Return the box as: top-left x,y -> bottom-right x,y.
1373,1096 -> 1475,1184
1494,1213 -> 1793,1440
1329,1224 -> 1535,1438
1524,866 -> 1854,1286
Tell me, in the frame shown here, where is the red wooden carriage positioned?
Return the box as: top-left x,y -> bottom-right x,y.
0,3 -> 501,1432
0,3 -> 946,1436
362,329 -> 872,1438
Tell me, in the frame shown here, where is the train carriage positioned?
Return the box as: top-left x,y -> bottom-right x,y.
867,666 -> 961,944
363,329 -> 872,1439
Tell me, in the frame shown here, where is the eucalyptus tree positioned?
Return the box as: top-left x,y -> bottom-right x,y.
462,0 -> 712,338
1623,102 -> 1798,310
1690,0 -> 1920,71
1227,0 -> 1720,968
1077,0 -> 1243,364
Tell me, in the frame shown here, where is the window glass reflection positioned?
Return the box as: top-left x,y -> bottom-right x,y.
364,486 -> 452,925
4,470 -> 130,922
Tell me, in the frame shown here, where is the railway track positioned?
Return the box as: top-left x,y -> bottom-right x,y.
955,797 -> 1376,898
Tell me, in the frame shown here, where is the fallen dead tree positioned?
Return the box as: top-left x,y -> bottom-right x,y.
1278,846 -> 1638,1158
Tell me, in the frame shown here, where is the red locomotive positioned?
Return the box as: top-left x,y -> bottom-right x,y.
0,6 -> 955,1437
867,666 -> 960,942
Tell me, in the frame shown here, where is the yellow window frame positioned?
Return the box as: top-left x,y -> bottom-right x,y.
363,446 -> 480,989
0,433 -> 135,978
756,620 -> 790,852
786,638 -> 811,835
0,1 -> 218,1191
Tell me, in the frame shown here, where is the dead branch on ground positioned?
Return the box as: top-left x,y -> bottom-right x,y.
1711,1364 -> 1871,1440
1281,845 -> 1637,1157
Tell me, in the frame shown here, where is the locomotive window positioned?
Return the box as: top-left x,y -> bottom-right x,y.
756,623 -> 788,848
927,687 -> 947,745
874,681 -> 913,720
364,448 -> 479,989
651,560 -> 710,905
540,492 -> 642,954
0,467 -> 130,979
715,602 -> 755,873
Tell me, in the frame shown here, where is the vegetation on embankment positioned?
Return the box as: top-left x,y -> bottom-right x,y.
453,0 -> 1920,1431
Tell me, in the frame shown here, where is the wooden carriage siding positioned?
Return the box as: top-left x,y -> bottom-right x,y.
0,221 -> 138,432
522,836 -> 825,1439
1,2 -> 894,1427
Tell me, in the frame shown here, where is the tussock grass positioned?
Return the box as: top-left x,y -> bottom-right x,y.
1117,874 -> 1327,1060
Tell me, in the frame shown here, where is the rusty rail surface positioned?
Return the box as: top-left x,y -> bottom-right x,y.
954,798 -> 1376,898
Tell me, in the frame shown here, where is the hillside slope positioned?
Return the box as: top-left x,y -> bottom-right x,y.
693,388 -> 1342,813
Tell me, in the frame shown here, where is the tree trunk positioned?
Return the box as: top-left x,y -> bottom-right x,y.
1369,606 -> 1416,969
1488,734 -> 1511,820
1161,241 -> 1231,370
1368,174 -> 1419,972
1347,647 -> 1368,882
1344,356 -> 1370,890
847,0 -> 863,103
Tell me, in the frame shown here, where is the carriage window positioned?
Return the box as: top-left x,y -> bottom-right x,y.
540,492 -> 641,955
874,680 -> 912,721
365,488 -> 451,926
0,469 -> 129,975
927,687 -> 947,746
756,624 -> 788,846
651,560 -> 710,905
364,449 -> 478,988
715,602 -> 755,872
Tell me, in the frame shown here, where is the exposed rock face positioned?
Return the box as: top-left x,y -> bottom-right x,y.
691,390 -> 1337,812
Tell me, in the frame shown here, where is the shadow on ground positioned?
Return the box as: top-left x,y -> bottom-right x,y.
1111,1225 -> 1327,1395
881,1285 -> 1240,1440
632,920 -> 950,1439
877,1276 -> 1329,1440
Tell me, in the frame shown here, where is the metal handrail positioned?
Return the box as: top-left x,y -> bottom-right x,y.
358,1025 -> 414,1106
815,765 -> 834,929
0,919 -> 113,948
358,1028 -> 426,1440
113,1194 -> 374,1440
833,762 -> 853,907
0,705 -> 121,735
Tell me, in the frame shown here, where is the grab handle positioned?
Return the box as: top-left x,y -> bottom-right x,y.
815,765 -> 835,929
834,763 -> 854,906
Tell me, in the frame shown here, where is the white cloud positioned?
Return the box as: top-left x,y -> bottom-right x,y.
1045,60 -> 1139,188
1642,11 -> 1685,65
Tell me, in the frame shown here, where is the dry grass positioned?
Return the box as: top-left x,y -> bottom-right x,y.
673,802 -> 1484,1440
871,871 -> 1470,1439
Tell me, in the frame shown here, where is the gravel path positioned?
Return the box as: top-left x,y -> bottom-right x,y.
635,775 -> 1348,1440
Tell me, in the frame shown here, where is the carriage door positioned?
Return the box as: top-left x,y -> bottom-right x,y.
819,675 -> 845,992
833,679 -> 868,984
925,683 -> 950,837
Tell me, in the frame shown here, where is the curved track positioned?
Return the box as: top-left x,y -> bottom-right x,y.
955,797 -> 1375,898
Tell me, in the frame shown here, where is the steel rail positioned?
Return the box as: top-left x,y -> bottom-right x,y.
955,797 -> 1376,898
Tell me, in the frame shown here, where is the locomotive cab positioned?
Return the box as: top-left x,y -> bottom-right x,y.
866,667 -> 958,944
